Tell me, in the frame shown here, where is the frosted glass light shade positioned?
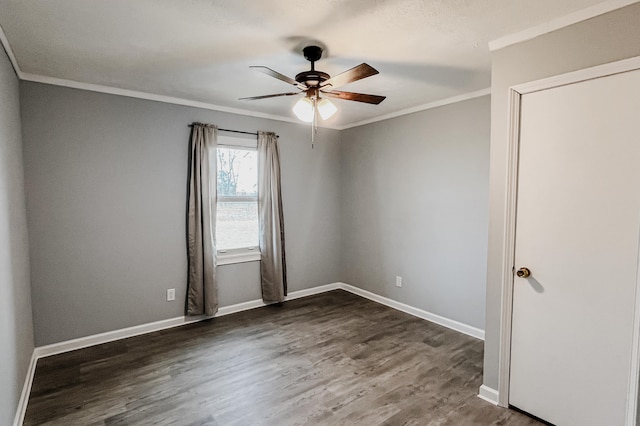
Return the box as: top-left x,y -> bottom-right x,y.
317,98 -> 337,120
292,97 -> 314,122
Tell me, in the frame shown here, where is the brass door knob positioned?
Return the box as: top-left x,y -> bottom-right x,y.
516,267 -> 531,278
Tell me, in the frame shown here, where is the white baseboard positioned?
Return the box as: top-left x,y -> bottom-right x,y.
33,283 -> 484,359
13,352 -> 37,426
34,315 -> 207,359
216,282 -> 341,316
478,385 -> 500,405
34,282 -> 481,360
338,283 -> 485,340
35,283 -> 342,359
286,283 -> 342,300
18,281 -> 484,425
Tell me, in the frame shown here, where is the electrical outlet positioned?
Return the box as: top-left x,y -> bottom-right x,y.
395,276 -> 402,288
166,288 -> 176,302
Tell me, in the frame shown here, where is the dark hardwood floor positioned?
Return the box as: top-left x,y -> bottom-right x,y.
24,290 -> 540,425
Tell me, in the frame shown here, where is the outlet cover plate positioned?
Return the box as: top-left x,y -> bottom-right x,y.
167,288 -> 176,301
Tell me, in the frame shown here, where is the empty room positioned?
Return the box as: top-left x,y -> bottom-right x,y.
2,1 -> 640,425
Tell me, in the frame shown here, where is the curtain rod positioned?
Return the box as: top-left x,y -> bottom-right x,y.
187,124 -> 278,138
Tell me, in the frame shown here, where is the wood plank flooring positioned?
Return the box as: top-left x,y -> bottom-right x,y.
24,290 -> 540,425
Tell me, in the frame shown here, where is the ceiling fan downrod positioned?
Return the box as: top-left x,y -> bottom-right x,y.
295,46 -> 330,88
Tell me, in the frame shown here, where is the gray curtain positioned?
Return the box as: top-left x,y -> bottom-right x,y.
258,131 -> 287,304
186,123 -> 218,316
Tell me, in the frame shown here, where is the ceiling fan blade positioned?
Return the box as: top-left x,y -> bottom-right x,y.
321,63 -> 379,89
239,92 -> 301,101
321,90 -> 386,105
250,66 -> 299,86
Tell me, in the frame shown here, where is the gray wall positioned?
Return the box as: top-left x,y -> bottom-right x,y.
21,82 -> 342,346
21,80 -> 491,349
483,3 -> 640,390
340,95 -> 490,329
0,48 -> 34,424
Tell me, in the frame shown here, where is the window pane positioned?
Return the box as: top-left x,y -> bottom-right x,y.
217,148 -> 257,197
216,146 -> 259,251
216,201 -> 258,250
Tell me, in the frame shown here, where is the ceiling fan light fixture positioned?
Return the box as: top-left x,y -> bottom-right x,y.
317,98 -> 337,120
293,97 -> 314,122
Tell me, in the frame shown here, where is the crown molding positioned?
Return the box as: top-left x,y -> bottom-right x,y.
3,18 -> 487,130
489,0 -> 640,51
336,88 -> 491,130
19,72 -> 339,128
0,22 -> 314,127
19,71 -> 489,130
0,21 -> 21,78
0,18 -> 328,129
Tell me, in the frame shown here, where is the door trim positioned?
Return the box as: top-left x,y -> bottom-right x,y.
496,56 -> 640,425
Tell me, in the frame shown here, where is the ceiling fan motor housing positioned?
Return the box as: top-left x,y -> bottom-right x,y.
295,70 -> 330,87
302,45 -> 323,62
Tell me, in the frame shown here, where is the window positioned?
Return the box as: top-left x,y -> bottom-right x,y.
215,135 -> 260,264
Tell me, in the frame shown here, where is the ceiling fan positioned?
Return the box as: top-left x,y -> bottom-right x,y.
240,45 -> 385,123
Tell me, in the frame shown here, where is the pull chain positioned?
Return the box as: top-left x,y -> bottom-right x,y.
311,98 -> 317,149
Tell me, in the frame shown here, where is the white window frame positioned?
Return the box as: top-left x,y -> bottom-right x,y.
216,134 -> 261,265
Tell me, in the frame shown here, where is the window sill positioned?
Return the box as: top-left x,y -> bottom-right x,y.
217,249 -> 261,265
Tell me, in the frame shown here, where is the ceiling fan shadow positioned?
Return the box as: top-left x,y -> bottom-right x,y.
283,36 -> 329,58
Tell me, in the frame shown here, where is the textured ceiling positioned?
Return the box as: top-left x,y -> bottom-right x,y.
0,0 -> 613,127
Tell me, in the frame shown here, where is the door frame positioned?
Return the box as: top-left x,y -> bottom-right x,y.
496,55 -> 640,425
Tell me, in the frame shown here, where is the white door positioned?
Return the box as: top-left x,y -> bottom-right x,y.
509,68 -> 640,425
